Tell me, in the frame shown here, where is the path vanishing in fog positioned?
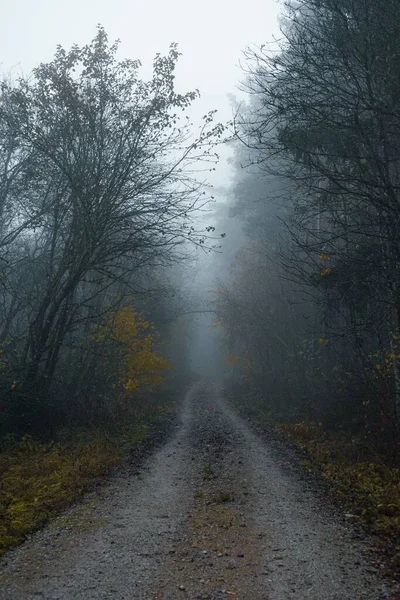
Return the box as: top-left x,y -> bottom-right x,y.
0,383 -> 393,600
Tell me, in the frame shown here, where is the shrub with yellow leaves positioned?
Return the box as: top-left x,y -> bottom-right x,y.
93,304 -> 171,394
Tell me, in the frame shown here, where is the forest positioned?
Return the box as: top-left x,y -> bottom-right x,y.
218,0 -> 400,460
1,0 -> 400,579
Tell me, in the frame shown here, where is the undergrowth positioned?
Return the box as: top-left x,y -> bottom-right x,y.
278,421 -> 400,570
0,401 -> 175,557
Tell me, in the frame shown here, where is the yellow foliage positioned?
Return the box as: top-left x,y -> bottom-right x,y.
211,319 -> 222,328
320,253 -> 329,261
93,305 -> 171,393
320,267 -> 332,276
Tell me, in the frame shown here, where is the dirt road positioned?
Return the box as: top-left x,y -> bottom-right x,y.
0,382 -> 394,599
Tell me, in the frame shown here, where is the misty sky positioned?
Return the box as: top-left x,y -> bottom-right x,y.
0,0 -> 280,184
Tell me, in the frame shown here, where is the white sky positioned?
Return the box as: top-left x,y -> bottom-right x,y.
0,0 -> 280,186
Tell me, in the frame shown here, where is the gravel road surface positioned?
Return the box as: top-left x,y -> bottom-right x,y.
0,382 -> 395,599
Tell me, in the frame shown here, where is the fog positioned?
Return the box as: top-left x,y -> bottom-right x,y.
0,0 -> 282,381
0,0 -> 279,135
1,0 -> 400,469
1,3 -> 400,590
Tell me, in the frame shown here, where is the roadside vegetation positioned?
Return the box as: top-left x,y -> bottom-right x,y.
278,423 -> 400,542
0,395 -> 176,556
0,432 -> 123,556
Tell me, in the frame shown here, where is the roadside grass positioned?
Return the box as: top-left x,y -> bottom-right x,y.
0,400 -> 175,557
0,434 -> 123,556
277,421 -> 400,570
